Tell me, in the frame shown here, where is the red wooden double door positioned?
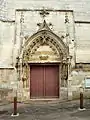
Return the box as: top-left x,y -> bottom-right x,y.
30,65 -> 59,98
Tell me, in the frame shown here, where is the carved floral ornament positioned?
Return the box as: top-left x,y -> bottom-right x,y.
39,8 -> 49,18
22,20 -> 68,62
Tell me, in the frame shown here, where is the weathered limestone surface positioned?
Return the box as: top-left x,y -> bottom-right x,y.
75,23 -> 90,63
0,21 -> 15,67
6,0 -> 90,21
0,68 -> 14,100
0,0 -> 90,101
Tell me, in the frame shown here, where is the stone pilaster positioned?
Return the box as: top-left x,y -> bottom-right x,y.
68,75 -> 72,100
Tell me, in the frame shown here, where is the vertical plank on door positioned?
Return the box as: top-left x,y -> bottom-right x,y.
45,65 -> 59,98
30,65 -> 44,98
30,65 -> 59,98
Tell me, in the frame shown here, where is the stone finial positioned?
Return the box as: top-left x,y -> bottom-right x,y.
39,8 -> 49,18
37,20 -> 51,31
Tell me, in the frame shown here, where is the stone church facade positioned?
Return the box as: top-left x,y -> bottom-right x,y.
0,0 -> 90,101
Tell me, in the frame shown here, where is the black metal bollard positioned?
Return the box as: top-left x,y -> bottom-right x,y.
80,92 -> 83,109
13,96 -> 17,115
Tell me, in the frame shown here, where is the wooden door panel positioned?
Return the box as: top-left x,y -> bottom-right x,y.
30,65 -> 59,98
45,65 -> 59,98
30,65 -> 44,98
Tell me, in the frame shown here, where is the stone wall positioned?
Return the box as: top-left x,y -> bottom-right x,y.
6,0 -> 90,21
0,0 -> 90,101
75,22 -> 90,63
15,10 -> 75,65
0,0 -> 90,66
0,68 -> 14,101
68,70 -> 90,100
0,20 -> 15,67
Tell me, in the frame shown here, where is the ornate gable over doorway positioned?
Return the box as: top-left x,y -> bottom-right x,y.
22,20 -> 68,63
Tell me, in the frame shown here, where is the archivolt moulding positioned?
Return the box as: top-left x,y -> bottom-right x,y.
22,20 -> 68,62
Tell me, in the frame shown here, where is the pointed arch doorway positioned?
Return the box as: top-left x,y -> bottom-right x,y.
30,64 -> 59,98
22,20 -> 69,99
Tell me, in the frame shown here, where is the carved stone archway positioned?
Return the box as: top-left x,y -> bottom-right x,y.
19,20 -> 69,100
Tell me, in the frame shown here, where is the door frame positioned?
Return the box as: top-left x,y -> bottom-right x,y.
29,63 -> 61,99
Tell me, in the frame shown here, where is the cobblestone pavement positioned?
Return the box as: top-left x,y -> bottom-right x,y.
0,99 -> 90,120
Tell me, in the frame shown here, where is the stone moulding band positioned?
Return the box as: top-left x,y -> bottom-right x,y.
27,61 -> 62,64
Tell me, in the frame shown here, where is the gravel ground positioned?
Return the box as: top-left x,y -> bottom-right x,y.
0,99 -> 90,120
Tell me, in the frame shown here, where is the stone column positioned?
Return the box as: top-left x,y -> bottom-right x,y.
68,75 -> 72,100
67,56 -> 72,100
59,63 -> 62,99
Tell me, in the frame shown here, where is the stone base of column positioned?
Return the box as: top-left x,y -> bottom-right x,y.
68,91 -> 72,100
